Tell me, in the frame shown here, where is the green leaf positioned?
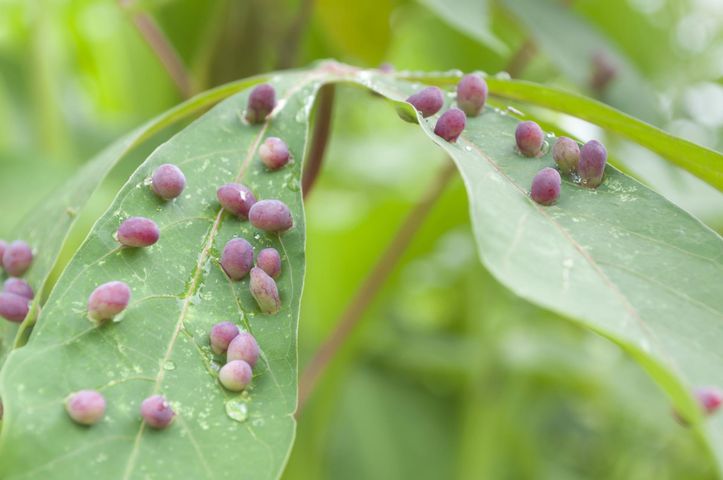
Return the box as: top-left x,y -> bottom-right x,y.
361,72 -> 723,474
482,77 -> 723,192
418,0 -> 508,55
500,0 -> 661,123
401,72 -> 723,192
0,71 -> 322,478
0,79 -> 261,366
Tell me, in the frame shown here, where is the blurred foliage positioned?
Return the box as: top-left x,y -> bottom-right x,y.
0,0 -> 721,478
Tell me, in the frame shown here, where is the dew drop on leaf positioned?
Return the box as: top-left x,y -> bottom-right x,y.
225,399 -> 249,423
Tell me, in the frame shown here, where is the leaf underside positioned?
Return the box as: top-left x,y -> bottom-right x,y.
0,65 -> 722,478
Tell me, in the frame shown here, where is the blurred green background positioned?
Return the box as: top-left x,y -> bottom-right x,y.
1,0 -> 722,478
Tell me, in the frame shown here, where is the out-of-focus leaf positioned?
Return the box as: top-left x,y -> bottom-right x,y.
361,71 -> 723,474
0,71 -> 322,478
418,0 -> 508,55
315,0 -> 394,64
0,78 -> 262,366
501,0 -> 660,124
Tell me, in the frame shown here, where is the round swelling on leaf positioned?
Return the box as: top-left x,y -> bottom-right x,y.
456,74 -> 488,117
0,240 -> 7,270
259,137 -> 291,170
219,360 -> 253,392
249,267 -> 281,314
0,292 -> 29,323
552,137 -> 580,175
530,168 -> 561,206
220,238 -> 254,280
378,63 -> 394,73
3,278 -> 34,300
87,281 -> 131,323
2,241 -> 33,277
209,321 -> 240,354
151,163 -> 186,200
590,51 -> 617,94
217,183 -> 257,219
696,387 -> 723,415
515,121 -> 544,157
227,331 -> 260,367
579,140 -> 607,187
249,200 -> 293,233
116,217 -> 160,248
434,108 -> 466,142
140,395 -> 175,429
256,248 -> 281,279
406,87 -> 444,118
65,390 -> 106,426
245,84 -> 276,124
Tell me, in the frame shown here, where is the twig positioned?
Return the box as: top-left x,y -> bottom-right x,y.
302,85 -> 335,198
296,160 -> 458,415
118,0 -> 193,98
277,0 -> 314,69
504,37 -> 537,78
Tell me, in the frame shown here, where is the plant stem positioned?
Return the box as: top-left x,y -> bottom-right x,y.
118,0 -> 193,98
296,160 -> 458,415
505,37 -> 537,78
277,0 -> 314,69
302,85 -> 335,198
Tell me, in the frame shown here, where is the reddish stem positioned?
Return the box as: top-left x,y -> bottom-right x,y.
296,160 -> 458,415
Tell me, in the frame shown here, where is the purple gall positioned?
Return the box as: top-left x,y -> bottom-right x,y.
151,164 -> 186,200
217,183 -> 257,219
456,74 -> 488,117
219,360 -> 253,392
116,217 -> 160,248
249,200 -> 293,233
434,108 -> 466,142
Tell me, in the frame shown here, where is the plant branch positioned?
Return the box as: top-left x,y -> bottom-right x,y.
504,37 -> 537,78
118,0 -> 193,98
277,0 -> 314,69
296,160 -> 458,415
302,84 -> 335,198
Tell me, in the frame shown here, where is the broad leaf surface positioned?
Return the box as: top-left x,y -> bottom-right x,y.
0,71 -> 323,479
360,71 -> 723,473
0,79 -> 260,365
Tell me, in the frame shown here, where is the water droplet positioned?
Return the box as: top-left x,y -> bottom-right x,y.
225,399 -> 249,423
163,361 -> 176,371
464,145 -> 472,152
495,71 -> 511,80
506,106 -> 524,116
540,140 -> 550,156
286,179 -> 300,192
